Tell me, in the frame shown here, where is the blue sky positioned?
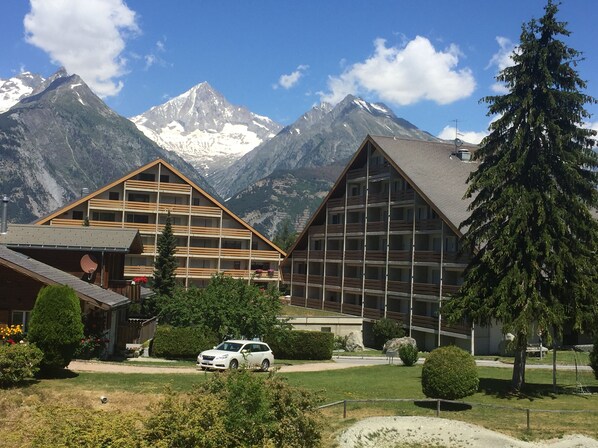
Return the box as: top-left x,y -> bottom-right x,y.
2,0 -> 597,142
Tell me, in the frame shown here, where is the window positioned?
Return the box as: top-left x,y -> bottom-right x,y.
72,211 -> 83,220
11,310 -> 31,333
138,173 -> 155,182
128,193 -> 150,203
108,191 -> 119,201
92,212 -> 116,222
233,261 -> 241,270
126,214 -> 149,224
160,174 -> 170,183
192,198 -> 200,206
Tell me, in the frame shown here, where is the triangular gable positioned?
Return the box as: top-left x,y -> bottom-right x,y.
285,135 -> 469,257
35,158 -> 285,256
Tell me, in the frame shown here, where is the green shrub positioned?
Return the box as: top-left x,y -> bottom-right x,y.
266,330 -> 334,360
372,318 -> 404,350
27,285 -> 84,373
398,343 -> 419,367
421,345 -> 479,400
591,337 -> 598,380
151,325 -> 219,359
0,342 -> 43,387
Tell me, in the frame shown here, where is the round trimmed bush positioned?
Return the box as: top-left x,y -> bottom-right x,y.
590,337 -> 598,380
0,342 -> 43,387
421,345 -> 479,400
28,285 -> 84,373
398,343 -> 419,366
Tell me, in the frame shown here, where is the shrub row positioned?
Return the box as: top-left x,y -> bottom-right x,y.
266,330 -> 334,360
151,325 -> 219,359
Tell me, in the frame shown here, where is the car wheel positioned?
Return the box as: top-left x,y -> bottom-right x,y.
260,359 -> 270,372
229,359 -> 239,370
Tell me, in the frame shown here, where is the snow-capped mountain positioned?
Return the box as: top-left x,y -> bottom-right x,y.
131,82 -> 282,177
0,72 -> 45,113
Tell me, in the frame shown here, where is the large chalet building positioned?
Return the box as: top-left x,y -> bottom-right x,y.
35,159 -> 285,288
282,135 -> 504,355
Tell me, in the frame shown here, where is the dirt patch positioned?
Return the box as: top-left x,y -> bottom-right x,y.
337,416 -> 598,448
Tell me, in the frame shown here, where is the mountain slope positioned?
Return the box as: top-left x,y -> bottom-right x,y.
0,72 -> 213,224
212,95 -> 439,199
131,82 -> 282,177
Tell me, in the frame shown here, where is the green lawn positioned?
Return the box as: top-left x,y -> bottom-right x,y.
4,363 -> 598,446
280,304 -> 347,317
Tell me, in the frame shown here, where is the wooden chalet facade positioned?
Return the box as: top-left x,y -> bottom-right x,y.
282,135 -> 504,354
35,159 -> 285,287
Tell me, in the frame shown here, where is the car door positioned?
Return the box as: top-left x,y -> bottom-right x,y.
248,343 -> 265,368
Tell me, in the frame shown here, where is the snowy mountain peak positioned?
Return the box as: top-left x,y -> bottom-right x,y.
130,82 -> 282,177
0,71 -> 45,113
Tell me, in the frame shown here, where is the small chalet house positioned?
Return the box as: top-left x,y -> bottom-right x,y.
34,159 -> 285,287
0,224 -> 143,355
282,135 -> 504,355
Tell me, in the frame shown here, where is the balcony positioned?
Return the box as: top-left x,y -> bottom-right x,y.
346,196 -> 366,206
124,179 -> 192,194
345,223 -> 365,233
347,168 -> 367,179
363,307 -> 383,320
390,191 -> 415,203
291,274 -> 307,284
307,274 -> 324,284
326,224 -> 344,234
364,278 -> 385,291
389,221 -> 412,232
308,250 -> 324,260
344,250 -> 363,261
342,303 -> 362,316
413,282 -> 440,296
367,221 -> 387,232
306,298 -> 321,309
416,219 -> 442,231
343,277 -> 362,289
388,280 -> 410,294
291,296 -> 306,307
309,225 -> 325,236
386,310 -> 407,323
365,250 -> 386,261
368,193 -> 389,204
388,250 -> 411,262
325,250 -> 343,260
414,251 -> 441,263
327,197 -> 344,208
292,250 -> 307,259
325,276 -> 341,286
323,301 -> 341,312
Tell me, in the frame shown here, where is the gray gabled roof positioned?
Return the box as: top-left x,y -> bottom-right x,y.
0,225 -> 143,253
370,135 -> 478,236
0,245 -> 130,309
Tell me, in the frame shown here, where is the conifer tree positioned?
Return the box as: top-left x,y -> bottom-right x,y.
153,211 -> 177,297
445,1 -> 598,391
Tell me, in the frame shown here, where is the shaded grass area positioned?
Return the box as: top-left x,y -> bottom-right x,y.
280,304 -> 348,317
1,364 -> 597,446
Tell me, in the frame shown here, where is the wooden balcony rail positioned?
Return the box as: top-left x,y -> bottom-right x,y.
365,250 -> 386,261
389,221 -> 412,232
443,253 -> 469,264
142,244 -> 156,255
252,250 -> 282,260
219,228 -> 252,239
388,280 -> 410,294
291,274 -> 307,283
220,248 -> 251,258
159,203 -> 221,217
327,197 -> 344,208
413,282 -> 440,296
184,268 -> 219,277
323,301 -> 341,312
388,250 -> 411,262
344,250 -> 363,261
411,314 -> 438,330
416,219 -> 442,231
343,278 -> 362,289
309,225 -> 325,235
342,303 -> 362,316
386,310 -> 407,323
366,221 -> 387,232
181,247 -> 220,257
346,196 -> 366,206
390,191 -> 415,202
414,251 -> 442,263
369,166 -> 390,177
364,279 -> 385,291
124,266 -> 153,276
326,224 -> 344,234
50,218 -> 121,228
308,274 -> 324,284
363,307 -> 383,319
293,251 -> 307,259
125,179 -> 192,194
89,198 -> 125,210
306,298 -> 322,309
442,284 -> 460,295
325,276 -> 341,286
441,320 -> 470,335
368,193 -> 390,204
325,250 -> 343,260
347,168 -> 367,179
309,250 -> 324,259
345,223 -> 365,233
291,296 -> 306,306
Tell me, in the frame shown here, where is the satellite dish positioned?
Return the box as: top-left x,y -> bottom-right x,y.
454,138 -> 463,147
80,254 -> 98,274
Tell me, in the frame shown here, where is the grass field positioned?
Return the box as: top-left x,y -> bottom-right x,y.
1,363 -> 597,447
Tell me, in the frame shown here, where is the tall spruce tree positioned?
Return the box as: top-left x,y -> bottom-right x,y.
153,211 -> 178,297
445,1 -> 598,392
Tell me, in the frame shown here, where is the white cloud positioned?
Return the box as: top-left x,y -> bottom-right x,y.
487,36 -> 517,93
144,40 -> 168,70
24,0 -> 139,97
319,37 -> 476,106
437,125 -> 487,144
274,65 -> 309,90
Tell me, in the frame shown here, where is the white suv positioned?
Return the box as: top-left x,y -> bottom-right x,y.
197,340 -> 274,371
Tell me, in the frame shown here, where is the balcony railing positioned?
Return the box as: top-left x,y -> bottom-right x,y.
323,301 -> 341,312
364,278 -> 385,291
343,277 -> 362,289
327,197 -> 344,208
386,310 -> 407,323
309,225 -> 325,236
389,221 -> 412,232
326,224 -> 344,234
325,276 -> 341,286
388,250 -> 411,262
366,221 -> 387,232
309,250 -> 324,259
388,280 -> 410,294
345,223 -> 365,233
390,191 -> 415,202
365,250 -> 386,261
306,298 -> 322,310
346,168 -> 367,179
291,296 -> 305,307
308,274 -> 324,284
325,250 -> 343,260
342,303 -> 362,316
346,196 -> 366,206
125,179 -> 192,194
367,193 -> 390,204
344,250 -> 363,261
292,250 -> 307,259
363,307 -> 383,319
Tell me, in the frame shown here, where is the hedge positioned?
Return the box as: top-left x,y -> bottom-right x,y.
266,330 -> 334,360
151,325 -> 219,359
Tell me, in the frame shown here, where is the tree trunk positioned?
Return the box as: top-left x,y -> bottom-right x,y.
512,332 -> 527,392
552,326 -> 557,393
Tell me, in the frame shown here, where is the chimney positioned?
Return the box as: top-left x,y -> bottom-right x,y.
1,195 -> 8,234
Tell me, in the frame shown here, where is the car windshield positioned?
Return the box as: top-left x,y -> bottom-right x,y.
215,342 -> 243,352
